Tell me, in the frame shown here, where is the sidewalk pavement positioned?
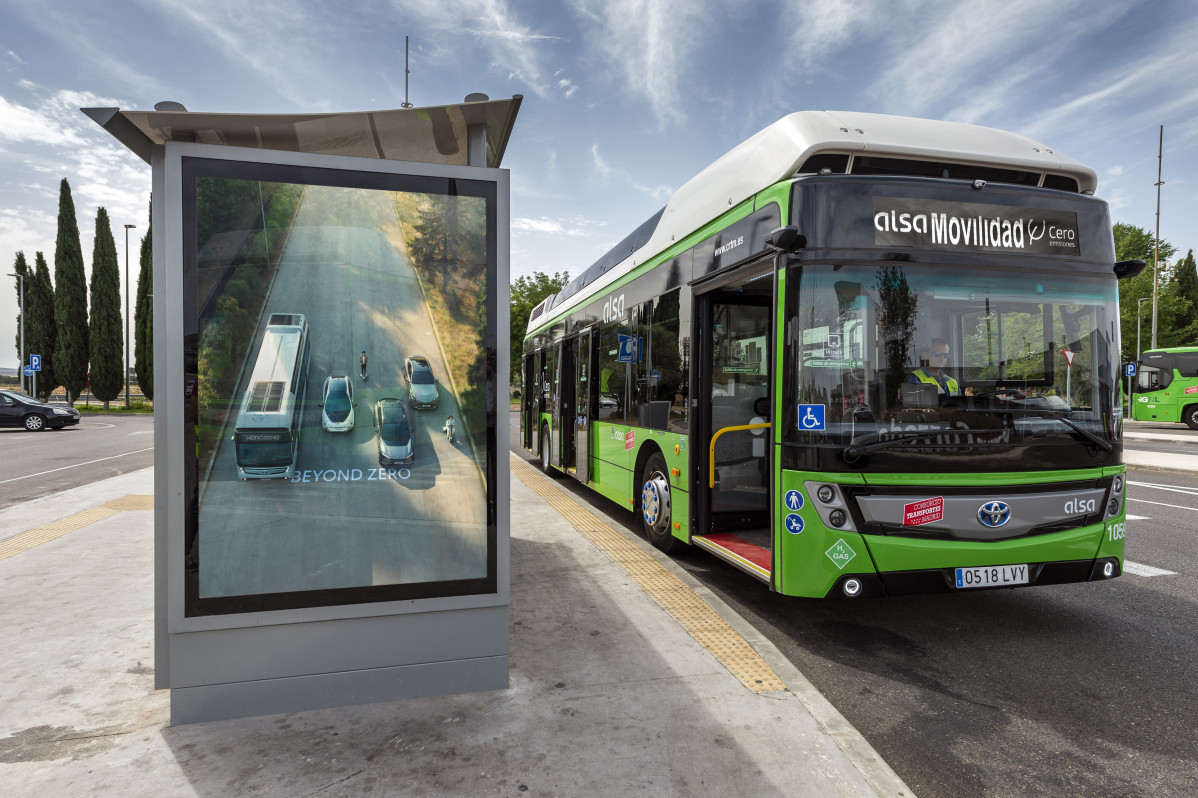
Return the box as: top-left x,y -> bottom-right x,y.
1122,428 -> 1198,473
0,462 -> 912,798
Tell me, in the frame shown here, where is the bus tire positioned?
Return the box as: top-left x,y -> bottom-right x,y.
541,426 -> 555,475
640,452 -> 681,554
1185,406 -> 1198,431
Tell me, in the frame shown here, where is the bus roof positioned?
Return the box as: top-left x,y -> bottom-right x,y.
528,110 -> 1098,334
235,315 -> 307,430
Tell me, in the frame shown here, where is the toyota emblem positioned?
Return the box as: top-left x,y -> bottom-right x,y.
977,501 -> 1011,528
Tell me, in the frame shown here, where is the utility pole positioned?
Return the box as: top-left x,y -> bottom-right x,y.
124,223 -> 136,407
8,271 -> 23,394
402,36 -> 413,108
1151,125 -> 1164,350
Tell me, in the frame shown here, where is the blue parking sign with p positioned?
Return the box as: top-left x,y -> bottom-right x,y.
1125,363 -> 1136,377
29,354 -> 41,371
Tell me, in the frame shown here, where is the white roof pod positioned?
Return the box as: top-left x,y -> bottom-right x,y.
530,110 -> 1097,333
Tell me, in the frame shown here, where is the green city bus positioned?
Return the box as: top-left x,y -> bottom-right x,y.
520,111 -> 1143,598
1130,347 -> 1198,428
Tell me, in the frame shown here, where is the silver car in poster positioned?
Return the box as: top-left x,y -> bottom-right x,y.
374,397 -> 414,465
404,355 -> 440,409
320,375 -> 355,432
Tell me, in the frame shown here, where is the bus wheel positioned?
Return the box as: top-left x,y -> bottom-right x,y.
1185,406 -> 1198,431
541,427 -> 554,474
640,453 -> 680,554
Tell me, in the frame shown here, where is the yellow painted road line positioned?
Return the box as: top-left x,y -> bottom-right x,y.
0,495 -> 153,561
511,455 -> 786,694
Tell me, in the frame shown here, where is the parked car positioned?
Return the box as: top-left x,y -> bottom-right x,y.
373,398 -> 414,465
320,375 -> 355,432
0,389 -> 81,431
403,355 -> 439,409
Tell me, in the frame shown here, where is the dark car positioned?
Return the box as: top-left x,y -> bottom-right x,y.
0,390 -> 81,431
373,398 -> 414,466
403,355 -> 439,409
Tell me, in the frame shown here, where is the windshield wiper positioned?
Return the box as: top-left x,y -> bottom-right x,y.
962,408 -> 1114,452
842,428 -> 1005,463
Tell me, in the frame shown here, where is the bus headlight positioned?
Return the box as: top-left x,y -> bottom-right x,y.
829,509 -> 847,528
1112,475 -> 1124,494
1103,561 -> 1115,578
843,578 -> 862,597
817,485 -> 836,503
1107,499 -> 1120,515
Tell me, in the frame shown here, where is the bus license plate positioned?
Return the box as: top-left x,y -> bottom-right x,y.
954,564 -> 1029,589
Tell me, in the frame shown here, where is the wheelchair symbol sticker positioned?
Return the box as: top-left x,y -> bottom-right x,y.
784,490 -> 804,511
784,513 -> 805,535
798,404 -> 826,431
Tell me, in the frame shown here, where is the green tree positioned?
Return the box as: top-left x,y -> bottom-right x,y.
29,252 -> 57,399
1172,249 -> 1198,344
53,179 -> 89,403
134,209 -> 153,401
1113,223 -> 1184,361
11,251 -> 30,389
510,270 -> 568,381
88,208 -> 123,408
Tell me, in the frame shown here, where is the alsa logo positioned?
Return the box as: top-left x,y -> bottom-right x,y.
1064,497 -> 1096,514
601,293 -> 626,323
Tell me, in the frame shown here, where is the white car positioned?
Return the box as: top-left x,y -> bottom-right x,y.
321,375 -> 355,432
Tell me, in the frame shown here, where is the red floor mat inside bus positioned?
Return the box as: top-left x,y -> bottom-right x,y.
699,533 -> 771,571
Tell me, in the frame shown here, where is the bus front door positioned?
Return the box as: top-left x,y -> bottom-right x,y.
694,287 -> 774,582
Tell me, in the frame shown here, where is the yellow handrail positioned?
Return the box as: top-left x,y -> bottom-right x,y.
709,423 -> 771,487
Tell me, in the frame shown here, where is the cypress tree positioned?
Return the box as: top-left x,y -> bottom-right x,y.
134,214 -> 153,401
88,207 -> 123,408
11,251 -> 30,390
53,179 -> 89,403
29,252 -> 57,400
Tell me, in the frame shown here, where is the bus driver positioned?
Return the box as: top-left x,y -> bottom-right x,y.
908,338 -> 973,399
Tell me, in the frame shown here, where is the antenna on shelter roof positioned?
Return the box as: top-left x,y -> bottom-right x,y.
402,36 -> 414,108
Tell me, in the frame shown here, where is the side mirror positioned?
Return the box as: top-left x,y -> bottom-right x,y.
763,225 -> 804,252
1114,259 -> 1147,280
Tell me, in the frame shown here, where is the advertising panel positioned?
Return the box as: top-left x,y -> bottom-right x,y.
181,156 -> 499,617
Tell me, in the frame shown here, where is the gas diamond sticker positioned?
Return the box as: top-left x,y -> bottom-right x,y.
825,539 -> 857,570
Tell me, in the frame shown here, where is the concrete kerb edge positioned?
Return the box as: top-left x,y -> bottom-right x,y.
508,454 -> 915,798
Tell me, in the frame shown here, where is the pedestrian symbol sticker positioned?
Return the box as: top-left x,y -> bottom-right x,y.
784,513 -> 805,535
784,490 -> 804,511
798,404 -> 826,431
825,539 -> 857,569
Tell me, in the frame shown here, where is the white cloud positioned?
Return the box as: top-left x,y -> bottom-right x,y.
569,0 -> 709,127
782,0 -> 877,69
6,49 -> 24,65
512,215 -> 605,236
1107,165 -> 1124,177
392,0 -> 566,99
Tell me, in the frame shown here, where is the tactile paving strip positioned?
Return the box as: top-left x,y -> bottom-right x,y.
511,456 -> 786,693
0,495 -> 154,561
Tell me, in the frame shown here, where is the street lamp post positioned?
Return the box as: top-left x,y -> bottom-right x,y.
1137,297 -> 1150,361
124,224 -> 136,408
7,271 -> 23,394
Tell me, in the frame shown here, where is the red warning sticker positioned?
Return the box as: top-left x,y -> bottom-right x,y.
903,497 -> 944,526
625,430 -> 635,450
1186,386 -> 1198,395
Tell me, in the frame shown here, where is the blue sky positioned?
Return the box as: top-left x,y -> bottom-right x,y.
2,0 -> 1196,371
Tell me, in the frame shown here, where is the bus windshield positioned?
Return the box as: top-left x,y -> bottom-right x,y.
791,262 -> 1120,471
235,435 -> 294,467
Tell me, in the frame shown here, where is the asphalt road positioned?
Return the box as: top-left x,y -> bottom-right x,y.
197,185 -> 487,598
510,409 -> 1198,798
0,413 -> 154,511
